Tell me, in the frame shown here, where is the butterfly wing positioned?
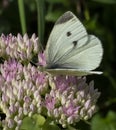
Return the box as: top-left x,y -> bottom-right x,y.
45,11 -> 103,75
57,35 -> 103,70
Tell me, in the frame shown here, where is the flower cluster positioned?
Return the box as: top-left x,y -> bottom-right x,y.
46,76 -> 100,127
0,59 -> 48,130
0,33 -> 39,62
0,34 -> 101,130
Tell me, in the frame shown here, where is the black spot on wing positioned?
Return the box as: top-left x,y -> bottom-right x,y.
67,31 -> 72,37
72,41 -> 78,47
55,11 -> 74,25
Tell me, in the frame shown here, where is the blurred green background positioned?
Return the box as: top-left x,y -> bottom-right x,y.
0,0 -> 116,130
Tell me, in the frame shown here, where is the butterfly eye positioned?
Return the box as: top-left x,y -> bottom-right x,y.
66,31 -> 72,37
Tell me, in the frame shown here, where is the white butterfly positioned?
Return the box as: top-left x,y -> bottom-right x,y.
44,11 -> 103,76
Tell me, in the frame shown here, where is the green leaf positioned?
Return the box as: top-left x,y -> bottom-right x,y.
91,111 -> 116,130
20,116 -> 36,130
33,114 -> 46,126
42,118 -> 61,130
20,114 -> 46,130
92,0 -> 116,4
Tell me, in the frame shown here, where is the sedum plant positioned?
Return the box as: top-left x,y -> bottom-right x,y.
0,34 -> 100,130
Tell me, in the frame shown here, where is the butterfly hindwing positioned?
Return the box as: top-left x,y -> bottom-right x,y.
46,69 -> 103,76
57,35 -> 103,70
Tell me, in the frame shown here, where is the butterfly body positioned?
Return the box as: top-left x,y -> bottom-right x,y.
44,11 -> 103,76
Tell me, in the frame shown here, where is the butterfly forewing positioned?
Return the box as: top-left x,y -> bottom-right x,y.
45,11 -> 88,68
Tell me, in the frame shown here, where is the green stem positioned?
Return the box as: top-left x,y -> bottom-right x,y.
35,0 -> 45,44
83,0 -> 90,20
18,0 -> 27,34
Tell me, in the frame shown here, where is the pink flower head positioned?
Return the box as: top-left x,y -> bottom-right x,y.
63,102 -> 80,116
38,52 -> 46,66
45,95 -> 55,110
0,34 -> 101,129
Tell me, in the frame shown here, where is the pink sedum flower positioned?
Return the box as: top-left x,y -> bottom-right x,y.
0,34 -> 101,129
38,52 -> 46,66
0,33 -> 39,62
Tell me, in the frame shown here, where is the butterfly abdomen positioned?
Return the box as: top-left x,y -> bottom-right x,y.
46,64 -> 61,69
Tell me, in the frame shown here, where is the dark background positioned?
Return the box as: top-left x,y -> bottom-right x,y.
0,0 -> 116,130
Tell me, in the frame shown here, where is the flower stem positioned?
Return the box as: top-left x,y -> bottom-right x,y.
35,0 -> 45,44
18,0 -> 27,34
